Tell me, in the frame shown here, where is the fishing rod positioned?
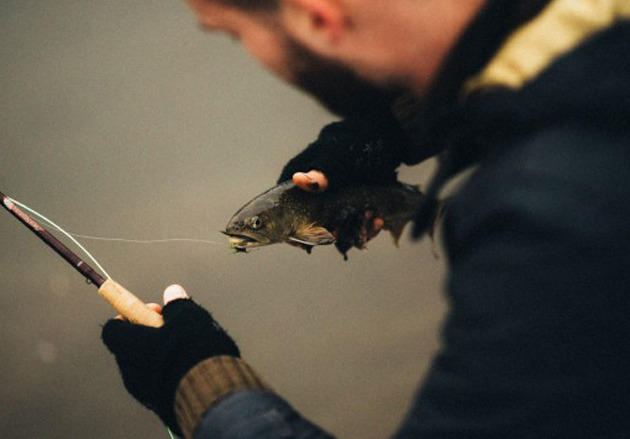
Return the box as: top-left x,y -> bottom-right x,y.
0,189 -> 164,327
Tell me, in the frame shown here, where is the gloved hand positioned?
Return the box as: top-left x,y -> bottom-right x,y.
325,207 -> 385,259
278,113 -> 409,257
101,285 -> 240,436
277,112 -> 409,191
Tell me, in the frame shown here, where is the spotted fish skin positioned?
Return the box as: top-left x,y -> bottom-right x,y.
223,181 -> 426,255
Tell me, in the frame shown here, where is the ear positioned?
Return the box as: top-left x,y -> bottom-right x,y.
290,223 -> 336,246
280,0 -> 349,49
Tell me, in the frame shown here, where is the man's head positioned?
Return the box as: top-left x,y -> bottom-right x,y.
186,0 -> 486,116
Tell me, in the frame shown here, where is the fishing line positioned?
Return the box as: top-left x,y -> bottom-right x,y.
6,196 -> 177,439
8,197 -> 112,279
10,197 -> 223,248
71,234 -> 222,246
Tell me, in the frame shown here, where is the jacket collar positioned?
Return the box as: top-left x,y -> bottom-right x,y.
398,0 -> 630,161
465,0 -> 630,94
393,0 -> 552,163
408,0 -> 630,238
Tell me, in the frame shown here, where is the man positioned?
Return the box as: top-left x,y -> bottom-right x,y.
102,0 -> 630,438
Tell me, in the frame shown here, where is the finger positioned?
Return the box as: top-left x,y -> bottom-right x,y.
112,302 -> 161,321
367,217 -> 384,240
359,210 -> 383,239
162,297 -> 212,324
146,303 -> 163,315
293,170 -> 328,193
102,319 -> 158,355
163,284 -> 189,305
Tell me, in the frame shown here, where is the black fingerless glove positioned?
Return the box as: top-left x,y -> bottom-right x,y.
278,111 -> 411,190
101,299 -> 240,436
324,206 -> 381,259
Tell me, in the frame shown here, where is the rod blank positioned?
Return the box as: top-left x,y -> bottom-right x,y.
0,189 -> 163,327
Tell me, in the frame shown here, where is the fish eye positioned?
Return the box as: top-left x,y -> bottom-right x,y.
251,216 -> 263,229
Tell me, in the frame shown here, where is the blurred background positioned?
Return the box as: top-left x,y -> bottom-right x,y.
0,1 -> 446,438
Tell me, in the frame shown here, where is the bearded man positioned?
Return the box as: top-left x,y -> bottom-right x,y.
102,1 -> 630,438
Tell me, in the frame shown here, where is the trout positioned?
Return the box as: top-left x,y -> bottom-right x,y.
223,181 -> 427,257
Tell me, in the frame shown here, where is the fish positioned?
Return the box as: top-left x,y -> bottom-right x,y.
222,181 -> 428,257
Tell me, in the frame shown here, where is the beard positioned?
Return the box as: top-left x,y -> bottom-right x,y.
285,38 -> 406,118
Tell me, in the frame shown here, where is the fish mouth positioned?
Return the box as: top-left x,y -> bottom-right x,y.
220,230 -> 269,250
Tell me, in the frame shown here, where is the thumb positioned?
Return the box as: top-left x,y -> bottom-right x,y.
163,284 -> 189,305
293,170 -> 328,193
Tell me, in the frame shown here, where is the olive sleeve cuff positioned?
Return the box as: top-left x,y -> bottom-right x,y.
174,356 -> 271,438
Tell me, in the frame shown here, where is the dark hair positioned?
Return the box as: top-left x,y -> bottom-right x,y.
214,0 -> 279,10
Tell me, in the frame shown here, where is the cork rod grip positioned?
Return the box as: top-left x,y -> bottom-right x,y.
98,279 -> 164,327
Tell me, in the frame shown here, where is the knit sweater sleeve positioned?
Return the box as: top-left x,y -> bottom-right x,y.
174,356 -> 334,439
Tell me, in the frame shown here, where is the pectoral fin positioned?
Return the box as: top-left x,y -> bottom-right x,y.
288,237 -> 317,246
291,224 -> 336,246
287,238 -> 314,254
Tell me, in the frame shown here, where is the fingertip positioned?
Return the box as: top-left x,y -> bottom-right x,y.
163,284 -> 189,304
292,172 -> 311,191
293,170 -> 328,193
307,170 -> 328,192
146,303 -> 163,314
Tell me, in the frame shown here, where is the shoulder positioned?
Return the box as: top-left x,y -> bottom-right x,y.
443,124 -> 630,260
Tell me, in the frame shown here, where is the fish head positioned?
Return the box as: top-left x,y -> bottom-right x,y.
223,184 -> 294,251
223,212 -> 276,250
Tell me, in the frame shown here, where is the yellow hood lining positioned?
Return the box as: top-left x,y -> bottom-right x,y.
465,0 -> 630,94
